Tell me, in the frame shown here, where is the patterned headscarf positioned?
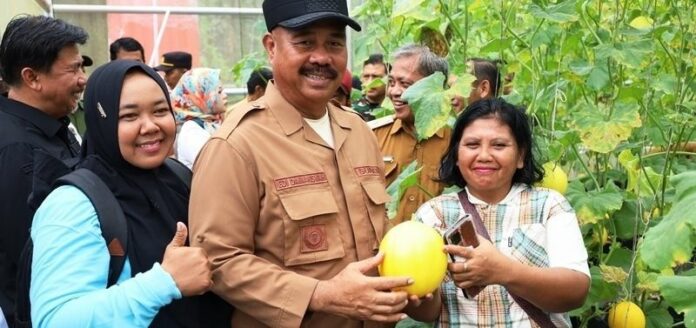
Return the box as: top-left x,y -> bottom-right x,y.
171,68 -> 224,133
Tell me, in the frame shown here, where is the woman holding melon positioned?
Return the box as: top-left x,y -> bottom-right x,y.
414,98 -> 590,327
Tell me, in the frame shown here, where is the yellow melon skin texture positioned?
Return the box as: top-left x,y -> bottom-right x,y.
378,221 -> 448,297
538,162 -> 569,194
608,301 -> 646,328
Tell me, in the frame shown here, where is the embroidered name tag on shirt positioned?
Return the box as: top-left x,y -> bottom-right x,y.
300,224 -> 328,253
274,173 -> 328,191
354,166 -> 381,177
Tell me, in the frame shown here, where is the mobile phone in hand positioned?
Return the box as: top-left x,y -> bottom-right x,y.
443,215 -> 478,250
442,214 -> 483,299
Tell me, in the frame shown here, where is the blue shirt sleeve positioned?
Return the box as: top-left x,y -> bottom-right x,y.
0,306 -> 8,328
30,185 -> 182,328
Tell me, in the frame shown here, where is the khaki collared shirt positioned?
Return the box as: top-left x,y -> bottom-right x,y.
224,96 -> 250,118
189,82 -> 390,328
373,118 -> 451,224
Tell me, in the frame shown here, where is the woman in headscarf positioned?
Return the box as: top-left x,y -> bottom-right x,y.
30,60 -> 230,327
171,68 -> 227,169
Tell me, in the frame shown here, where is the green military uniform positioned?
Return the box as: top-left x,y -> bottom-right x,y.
68,100 -> 86,136
352,97 -> 380,121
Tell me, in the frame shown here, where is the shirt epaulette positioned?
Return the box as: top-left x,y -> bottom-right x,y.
216,100 -> 267,138
339,105 -> 359,114
367,115 -> 394,130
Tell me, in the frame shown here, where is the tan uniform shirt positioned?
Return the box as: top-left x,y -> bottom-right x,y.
189,82 -> 390,328
372,118 -> 451,224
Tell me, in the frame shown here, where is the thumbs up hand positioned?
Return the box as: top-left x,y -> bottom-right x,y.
168,221 -> 189,247
161,222 -> 212,296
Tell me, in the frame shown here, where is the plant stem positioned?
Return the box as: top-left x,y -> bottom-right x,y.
580,1 -> 604,45
550,31 -> 566,133
642,150 -> 696,160
438,0 -> 467,52
572,144 -> 601,190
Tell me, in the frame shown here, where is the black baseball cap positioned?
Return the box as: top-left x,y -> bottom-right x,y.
262,0 -> 361,32
154,51 -> 192,72
82,55 -> 93,67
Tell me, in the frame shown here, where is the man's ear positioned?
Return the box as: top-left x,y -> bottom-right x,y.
262,32 -> 276,61
478,79 -> 491,99
20,67 -> 41,91
254,85 -> 265,95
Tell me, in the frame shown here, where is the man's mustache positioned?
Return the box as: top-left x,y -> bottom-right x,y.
299,65 -> 339,79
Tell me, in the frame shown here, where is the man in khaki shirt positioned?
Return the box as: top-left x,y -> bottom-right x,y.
189,1 -> 439,327
371,45 -> 451,225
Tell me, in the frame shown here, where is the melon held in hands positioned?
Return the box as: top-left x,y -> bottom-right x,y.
378,221 -> 448,297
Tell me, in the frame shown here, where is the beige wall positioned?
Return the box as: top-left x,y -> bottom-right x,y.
0,0 -> 49,31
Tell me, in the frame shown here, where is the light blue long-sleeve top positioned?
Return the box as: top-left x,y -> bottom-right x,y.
30,185 -> 182,328
0,306 -> 7,328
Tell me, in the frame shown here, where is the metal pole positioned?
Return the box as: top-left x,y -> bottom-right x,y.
150,9 -> 171,66
52,4 -> 263,15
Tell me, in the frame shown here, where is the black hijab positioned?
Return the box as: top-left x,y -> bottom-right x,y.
80,60 -> 229,327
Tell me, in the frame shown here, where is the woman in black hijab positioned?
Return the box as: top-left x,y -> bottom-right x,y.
30,60 -> 230,327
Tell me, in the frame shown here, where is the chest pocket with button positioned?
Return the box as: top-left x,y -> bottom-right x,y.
508,223 -> 549,268
278,186 -> 345,267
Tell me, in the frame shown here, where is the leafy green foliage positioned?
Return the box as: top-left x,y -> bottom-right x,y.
231,52 -> 268,86
618,150 -> 663,197
566,181 -> 624,225
527,0 -> 579,23
362,77 -> 386,91
657,275 -> 696,328
350,0 -> 696,325
400,72 -> 452,141
570,101 -> 642,153
640,172 -> 696,271
386,161 -> 421,220
575,266 -> 620,314
395,317 -> 433,328
644,300 -> 674,328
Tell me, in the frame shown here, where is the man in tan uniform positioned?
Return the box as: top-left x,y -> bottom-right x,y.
370,45 -> 451,225
189,1 -> 439,327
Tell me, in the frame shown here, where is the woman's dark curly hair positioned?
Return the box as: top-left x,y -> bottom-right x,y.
439,98 -> 544,188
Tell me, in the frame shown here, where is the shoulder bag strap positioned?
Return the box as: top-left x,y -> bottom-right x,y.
164,157 -> 192,190
457,191 -> 556,328
57,169 -> 128,287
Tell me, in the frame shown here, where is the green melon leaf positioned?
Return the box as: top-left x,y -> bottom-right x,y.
392,0 -> 432,21
566,181 -> 624,225
401,72 -> 452,141
640,171 -> 696,271
644,302 -> 674,328
573,266 -> 620,314
618,150 -> 663,197
570,101 -> 642,153
657,275 -> 696,328
386,161 -> 422,220
528,0 -> 579,23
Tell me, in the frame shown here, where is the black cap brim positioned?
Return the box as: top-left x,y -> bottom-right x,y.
82,55 -> 93,67
278,12 -> 361,31
153,65 -> 174,72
